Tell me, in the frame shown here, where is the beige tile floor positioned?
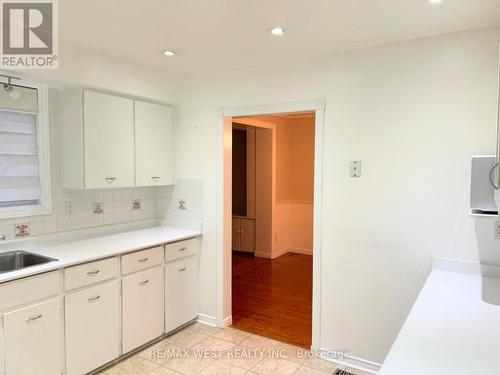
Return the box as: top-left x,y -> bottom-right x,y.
99,323 -> 373,375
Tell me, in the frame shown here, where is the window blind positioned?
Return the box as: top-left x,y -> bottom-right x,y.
0,110 -> 40,207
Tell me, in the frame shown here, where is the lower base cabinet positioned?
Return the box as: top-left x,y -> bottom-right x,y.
3,298 -> 62,375
0,239 -> 200,375
122,266 -> 164,353
65,280 -> 120,375
165,255 -> 197,333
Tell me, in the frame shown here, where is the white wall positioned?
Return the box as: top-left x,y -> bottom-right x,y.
175,27 -> 500,366
274,116 -> 315,257
17,41 -> 178,103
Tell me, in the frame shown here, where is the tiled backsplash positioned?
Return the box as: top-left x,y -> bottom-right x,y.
0,90 -> 204,242
156,179 -> 204,231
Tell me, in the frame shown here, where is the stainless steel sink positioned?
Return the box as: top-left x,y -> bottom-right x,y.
0,250 -> 58,274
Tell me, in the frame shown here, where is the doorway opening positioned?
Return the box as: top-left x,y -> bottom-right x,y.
230,112 -> 315,348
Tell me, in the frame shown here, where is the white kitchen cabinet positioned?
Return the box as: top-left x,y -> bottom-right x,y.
164,238 -> 199,262
122,266 -> 164,353
58,88 -> 135,189
65,280 -> 120,375
135,100 -> 173,186
64,257 -> 119,291
58,89 -> 175,189
165,255 -> 197,333
83,91 -> 135,189
3,298 -> 62,375
232,217 -> 255,253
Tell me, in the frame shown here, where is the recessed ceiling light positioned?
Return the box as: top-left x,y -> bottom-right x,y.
270,27 -> 285,36
163,50 -> 175,57
429,0 -> 443,4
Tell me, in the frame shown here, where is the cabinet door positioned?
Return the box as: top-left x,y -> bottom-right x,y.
122,266 -> 164,353
3,298 -> 62,375
165,256 -> 197,333
239,218 -> 255,253
135,101 -> 173,186
65,280 -> 120,375
232,218 -> 241,251
83,90 -> 134,189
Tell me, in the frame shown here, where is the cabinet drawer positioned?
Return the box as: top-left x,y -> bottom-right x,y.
165,238 -> 199,262
3,298 -> 62,375
121,246 -> 163,275
65,257 -> 118,291
65,280 -> 120,375
0,271 -> 60,311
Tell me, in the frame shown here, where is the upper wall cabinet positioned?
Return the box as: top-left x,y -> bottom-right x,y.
58,89 -> 174,189
135,100 -> 173,186
84,91 -> 135,189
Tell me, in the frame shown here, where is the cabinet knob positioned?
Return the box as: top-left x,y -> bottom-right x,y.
178,247 -> 187,252
88,295 -> 101,302
138,257 -> 149,263
151,176 -> 160,182
178,267 -> 187,272
139,279 -> 150,286
26,314 -> 42,322
86,270 -> 100,276
105,177 -> 116,184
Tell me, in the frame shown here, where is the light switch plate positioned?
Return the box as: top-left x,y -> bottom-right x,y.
350,160 -> 361,178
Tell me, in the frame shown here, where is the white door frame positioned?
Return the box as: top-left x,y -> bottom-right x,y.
216,98 -> 326,349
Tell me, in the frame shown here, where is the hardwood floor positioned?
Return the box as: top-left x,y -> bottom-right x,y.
231,251 -> 313,348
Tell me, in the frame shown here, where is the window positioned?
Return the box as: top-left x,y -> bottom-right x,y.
0,79 -> 51,219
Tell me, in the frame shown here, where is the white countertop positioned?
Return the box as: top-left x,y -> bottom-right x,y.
380,269 -> 500,375
0,226 -> 201,284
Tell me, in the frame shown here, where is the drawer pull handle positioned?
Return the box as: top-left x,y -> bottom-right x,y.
178,267 -> 187,272
105,177 -> 116,184
88,295 -> 101,302
26,314 -> 42,322
151,176 -> 160,182
138,257 -> 149,263
139,279 -> 150,286
87,270 -> 100,276
179,247 -> 187,252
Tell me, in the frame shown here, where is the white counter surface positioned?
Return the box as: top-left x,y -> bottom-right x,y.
380,269 -> 500,375
0,226 -> 201,284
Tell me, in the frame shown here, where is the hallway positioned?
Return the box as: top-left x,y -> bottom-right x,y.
231,252 -> 313,348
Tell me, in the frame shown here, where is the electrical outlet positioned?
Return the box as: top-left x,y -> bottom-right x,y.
65,201 -> 73,216
93,202 -> 104,214
350,160 -> 361,177
178,200 -> 186,210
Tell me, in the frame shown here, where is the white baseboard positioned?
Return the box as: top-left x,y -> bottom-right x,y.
198,313 -> 232,328
255,251 -> 272,259
271,247 -> 313,259
222,316 -> 233,327
289,247 -> 313,256
197,313 -> 217,327
319,349 -> 381,374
